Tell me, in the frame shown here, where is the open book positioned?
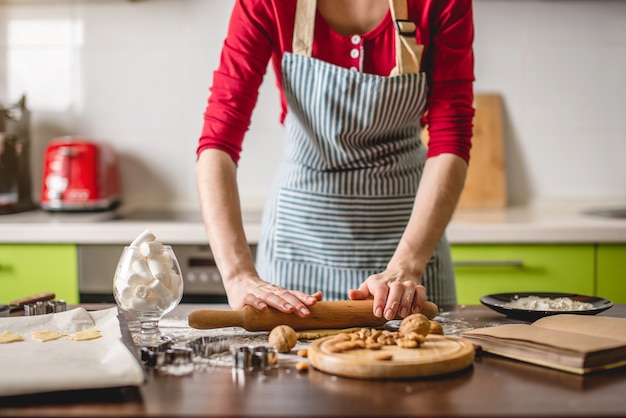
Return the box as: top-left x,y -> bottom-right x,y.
460,314 -> 626,374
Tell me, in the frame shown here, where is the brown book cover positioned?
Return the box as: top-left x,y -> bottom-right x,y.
460,315 -> 626,374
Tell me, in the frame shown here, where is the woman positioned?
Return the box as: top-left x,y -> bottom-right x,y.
196,0 -> 474,321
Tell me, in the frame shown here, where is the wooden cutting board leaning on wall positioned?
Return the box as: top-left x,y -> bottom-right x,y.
421,93 -> 507,208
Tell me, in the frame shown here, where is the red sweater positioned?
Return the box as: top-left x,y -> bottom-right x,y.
198,0 -> 475,164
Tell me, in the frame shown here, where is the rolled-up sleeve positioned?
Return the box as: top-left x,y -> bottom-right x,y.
422,0 -> 475,162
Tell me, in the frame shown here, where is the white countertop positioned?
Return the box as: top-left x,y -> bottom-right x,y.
1,200 -> 626,245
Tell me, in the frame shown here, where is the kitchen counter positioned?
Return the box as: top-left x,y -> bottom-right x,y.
1,199 -> 626,244
1,303 -> 625,417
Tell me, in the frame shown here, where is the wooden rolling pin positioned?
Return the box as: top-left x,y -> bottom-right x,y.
188,299 -> 438,331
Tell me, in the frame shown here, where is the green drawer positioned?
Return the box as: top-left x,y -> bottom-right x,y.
0,244 -> 78,304
451,244 -> 595,305
596,244 -> 626,304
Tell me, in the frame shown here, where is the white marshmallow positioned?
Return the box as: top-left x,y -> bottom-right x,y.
131,258 -> 154,281
153,272 -> 172,290
134,284 -> 151,299
115,252 -> 135,279
119,285 -> 135,303
140,241 -> 165,257
130,229 -> 156,247
148,253 -> 172,268
147,278 -> 173,301
127,273 -> 147,287
147,257 -> 172,284
169,274 -> 183,293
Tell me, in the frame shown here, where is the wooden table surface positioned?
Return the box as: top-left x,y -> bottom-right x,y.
1,303 -> 625,417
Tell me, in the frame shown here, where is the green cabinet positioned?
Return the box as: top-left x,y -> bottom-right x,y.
596,244 -> 626,304
0,244 -> 78,304
451,244 -> 595,305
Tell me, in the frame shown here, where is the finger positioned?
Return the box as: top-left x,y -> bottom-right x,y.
383,281 -> 404,320
411,285 -> 427,314
398,284 -> 416,318
370,280 -> 389,319
349,281 -> 382,316
261,291 -> 297,314
272,289 -> 314,317
290,290 -> 321,311
242,293 -> 267,311
348,282 -> 370,300
311,291 -> 323,301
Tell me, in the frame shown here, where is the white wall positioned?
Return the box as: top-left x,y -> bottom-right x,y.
0,0 -> 624,211
473,0 -> 626,205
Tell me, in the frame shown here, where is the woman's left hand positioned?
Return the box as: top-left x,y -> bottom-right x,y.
348,269 -> 427,320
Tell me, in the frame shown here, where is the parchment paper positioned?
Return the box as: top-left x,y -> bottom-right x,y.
0,307 -> 144,397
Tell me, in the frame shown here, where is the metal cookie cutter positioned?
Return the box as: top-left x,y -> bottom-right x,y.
140,340 -> 174,368
161,347 -> 195,376
24,300 -> 67,316
140,340 -> 196,370
141,342 -> 195,376
166,347 -> 194,366
186,336 -> 231,359
232,345 -> 278,371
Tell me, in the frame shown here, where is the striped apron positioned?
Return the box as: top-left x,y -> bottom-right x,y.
255,0 -> 456,306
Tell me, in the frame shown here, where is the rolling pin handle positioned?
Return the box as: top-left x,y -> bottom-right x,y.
420,301 -> 439,320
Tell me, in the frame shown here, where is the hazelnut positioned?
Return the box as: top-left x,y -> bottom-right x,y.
295,361 -> 309,372
398,313 -> 430,337
268,325 -> 298,353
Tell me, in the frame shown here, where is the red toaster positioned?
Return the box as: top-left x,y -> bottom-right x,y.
40,137 -> 121,211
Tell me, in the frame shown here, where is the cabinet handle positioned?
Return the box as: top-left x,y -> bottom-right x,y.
453,260 -> 524,268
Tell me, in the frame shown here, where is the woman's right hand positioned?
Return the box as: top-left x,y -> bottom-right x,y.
224,275 -> 322,318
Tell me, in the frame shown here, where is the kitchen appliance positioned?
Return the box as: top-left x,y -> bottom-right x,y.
0,95 -> 35,215
78,244 -> 247,304
76,209 -> 263,304
40,137 -> 121,211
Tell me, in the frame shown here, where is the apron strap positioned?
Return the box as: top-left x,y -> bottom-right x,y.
292,0 -> 423,74
293,0 -> 316,56
389,0 -> 423,75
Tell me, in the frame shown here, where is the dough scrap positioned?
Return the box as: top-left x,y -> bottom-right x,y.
297,327 -> 373,340
31,330 -> 67,342
66,328 -> 102,341
0,330 -> 24,344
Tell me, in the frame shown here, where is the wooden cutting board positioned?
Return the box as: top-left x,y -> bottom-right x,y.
308,335 -> 475,379
422,93 -> 506,208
